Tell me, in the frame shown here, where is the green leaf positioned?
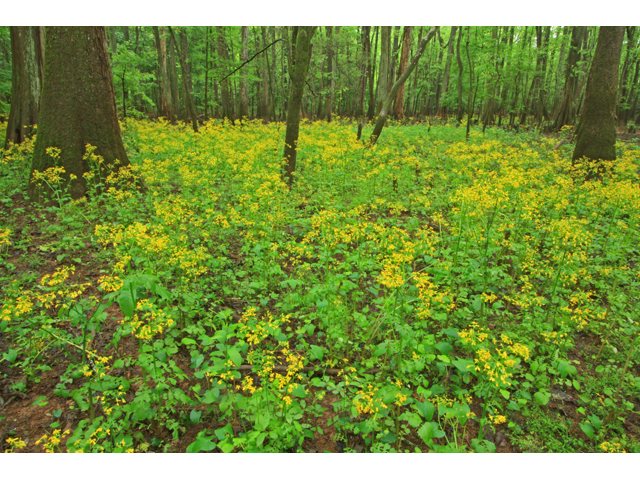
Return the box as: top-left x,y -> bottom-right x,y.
309,344 -> 324,361
186,435 -> 216,453
499,389 -> 510,400
117,291 -> 134,318
418,422 -> 434,443
3,349 -> 17,364
415,400 -> 435,422
227,347 -> 243,367
189,410 -> 202,423
32,396 -> 48,407
580,422 -> 594,439
452,358 -> 475,373
534,390 -> 551,406
181,338 -> 196,345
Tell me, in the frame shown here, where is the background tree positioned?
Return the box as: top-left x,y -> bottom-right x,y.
572,26 -> 625,177
4,26 -> 43,148
28,27 -> 131,201
283,26 -> 316,187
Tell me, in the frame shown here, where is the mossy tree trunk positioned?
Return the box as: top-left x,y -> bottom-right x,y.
283,26 -> 316,187
4,26 -> 44,149
572,26 -> 625,177
28,26 -> 131,202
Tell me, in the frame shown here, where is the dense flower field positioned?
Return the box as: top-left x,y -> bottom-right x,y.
1,119 -> 640,452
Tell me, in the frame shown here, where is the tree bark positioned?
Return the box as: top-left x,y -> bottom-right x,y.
167,32 -> 181,120
216,27 -> 235,124
4,26 -> 44,149
393,26 -> 412,120
28,27 -> 131,202
168,27 -> 198,133
438,26 -> 457,118
376,27 -> 391,114
323,26 -> 336,122
152,26 -> 174,122
283,26 -> 316,187
553,26 -> 588,131
239,26 -> 250,120
357,26 -> 371,140
572,26 -> 625,177
455,26 -> 464,123
370,27 -> 438,145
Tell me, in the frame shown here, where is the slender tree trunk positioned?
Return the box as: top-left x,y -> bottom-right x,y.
216,27 -> 235,124
456,26 -> 464,123
324,26 -> 336,122
239,26 -> 250,120
204,27 -> 210,120
283,26 -> 316,187
29,27 -> 131,202
260,26 -> 270,123
357,26 -> 371,140
438,26 -> 457,118
168,27 -> 198,133
553,26 -> 588,131
393,26 -> 412,120
370,27 -> 438,144
617,26 -> 637,126
152,26 -> 174,122
376,26 -> 392,114
5,26 -> 44,149
167,32 -> 181,120
572,26 -> 625,178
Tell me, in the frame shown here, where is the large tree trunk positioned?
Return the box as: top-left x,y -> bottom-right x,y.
393,26 -> 412,120
152,26 -> 174,122
370,27 -> 438,144
283,26 -> 316,187
4,26 -> 44,149
28,27 -> 131,202
239,26 -> 250,120
572,26 -> 625,177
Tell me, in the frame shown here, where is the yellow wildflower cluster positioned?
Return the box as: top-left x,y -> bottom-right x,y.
5,437 -> 27,452
413,271 -> 455,319
36,429 -> 70,453
126,299 -> 175,340
353,384 -> 388,420
459,323 -> 529,388
489,414 -> 507,425
0,228 -> 11,250
600,441 -> 626,453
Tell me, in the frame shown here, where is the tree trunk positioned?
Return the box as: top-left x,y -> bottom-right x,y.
323,26 -> 336,122
167,32 -> 181,120
393,26 -> 412,120
168,27 -> 198,133
572,26 -> 625,177
376,27 -> 391,114
152,26 -> 174,122
357,26 -> 371,140
260,27 -> 270,123
216,27 -> 235,124
28,27 -> 131,202
370,27 -> 438,144
438,26 -> 457,118
239,26 -> 250,120
367,27 -> 379,120
204,27 -> 210,120
456,26 -> 464,123
4,26 -> 44,149
617,26 -> 637,126
283,26 -> 316,187
553,26 -> 588,131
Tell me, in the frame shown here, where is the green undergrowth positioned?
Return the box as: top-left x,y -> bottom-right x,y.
1,118 -> 640,453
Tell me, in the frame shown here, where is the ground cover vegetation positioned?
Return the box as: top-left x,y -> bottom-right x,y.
1,117 -> 640,453
1,25 -> 640,454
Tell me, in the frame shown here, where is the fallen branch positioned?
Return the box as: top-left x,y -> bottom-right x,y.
218,38 -> 284,83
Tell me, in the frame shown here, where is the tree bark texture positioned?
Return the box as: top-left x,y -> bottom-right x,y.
376,27 -> 391,114
323,26 -> 336,122
4,26 -> 44,149
169,27 -> 198,132
553,26 -> 587,131
572,26 -> 625,175
283,26 -> 316,187
216,27 -> 235,124
152,26 -> 174,122
239,26 -> 250,120
28,27 -> 131,201
393,26 -> 412,120
370,27 -> 438,145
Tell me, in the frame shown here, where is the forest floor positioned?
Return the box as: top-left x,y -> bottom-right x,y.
1,119 -> 640,453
